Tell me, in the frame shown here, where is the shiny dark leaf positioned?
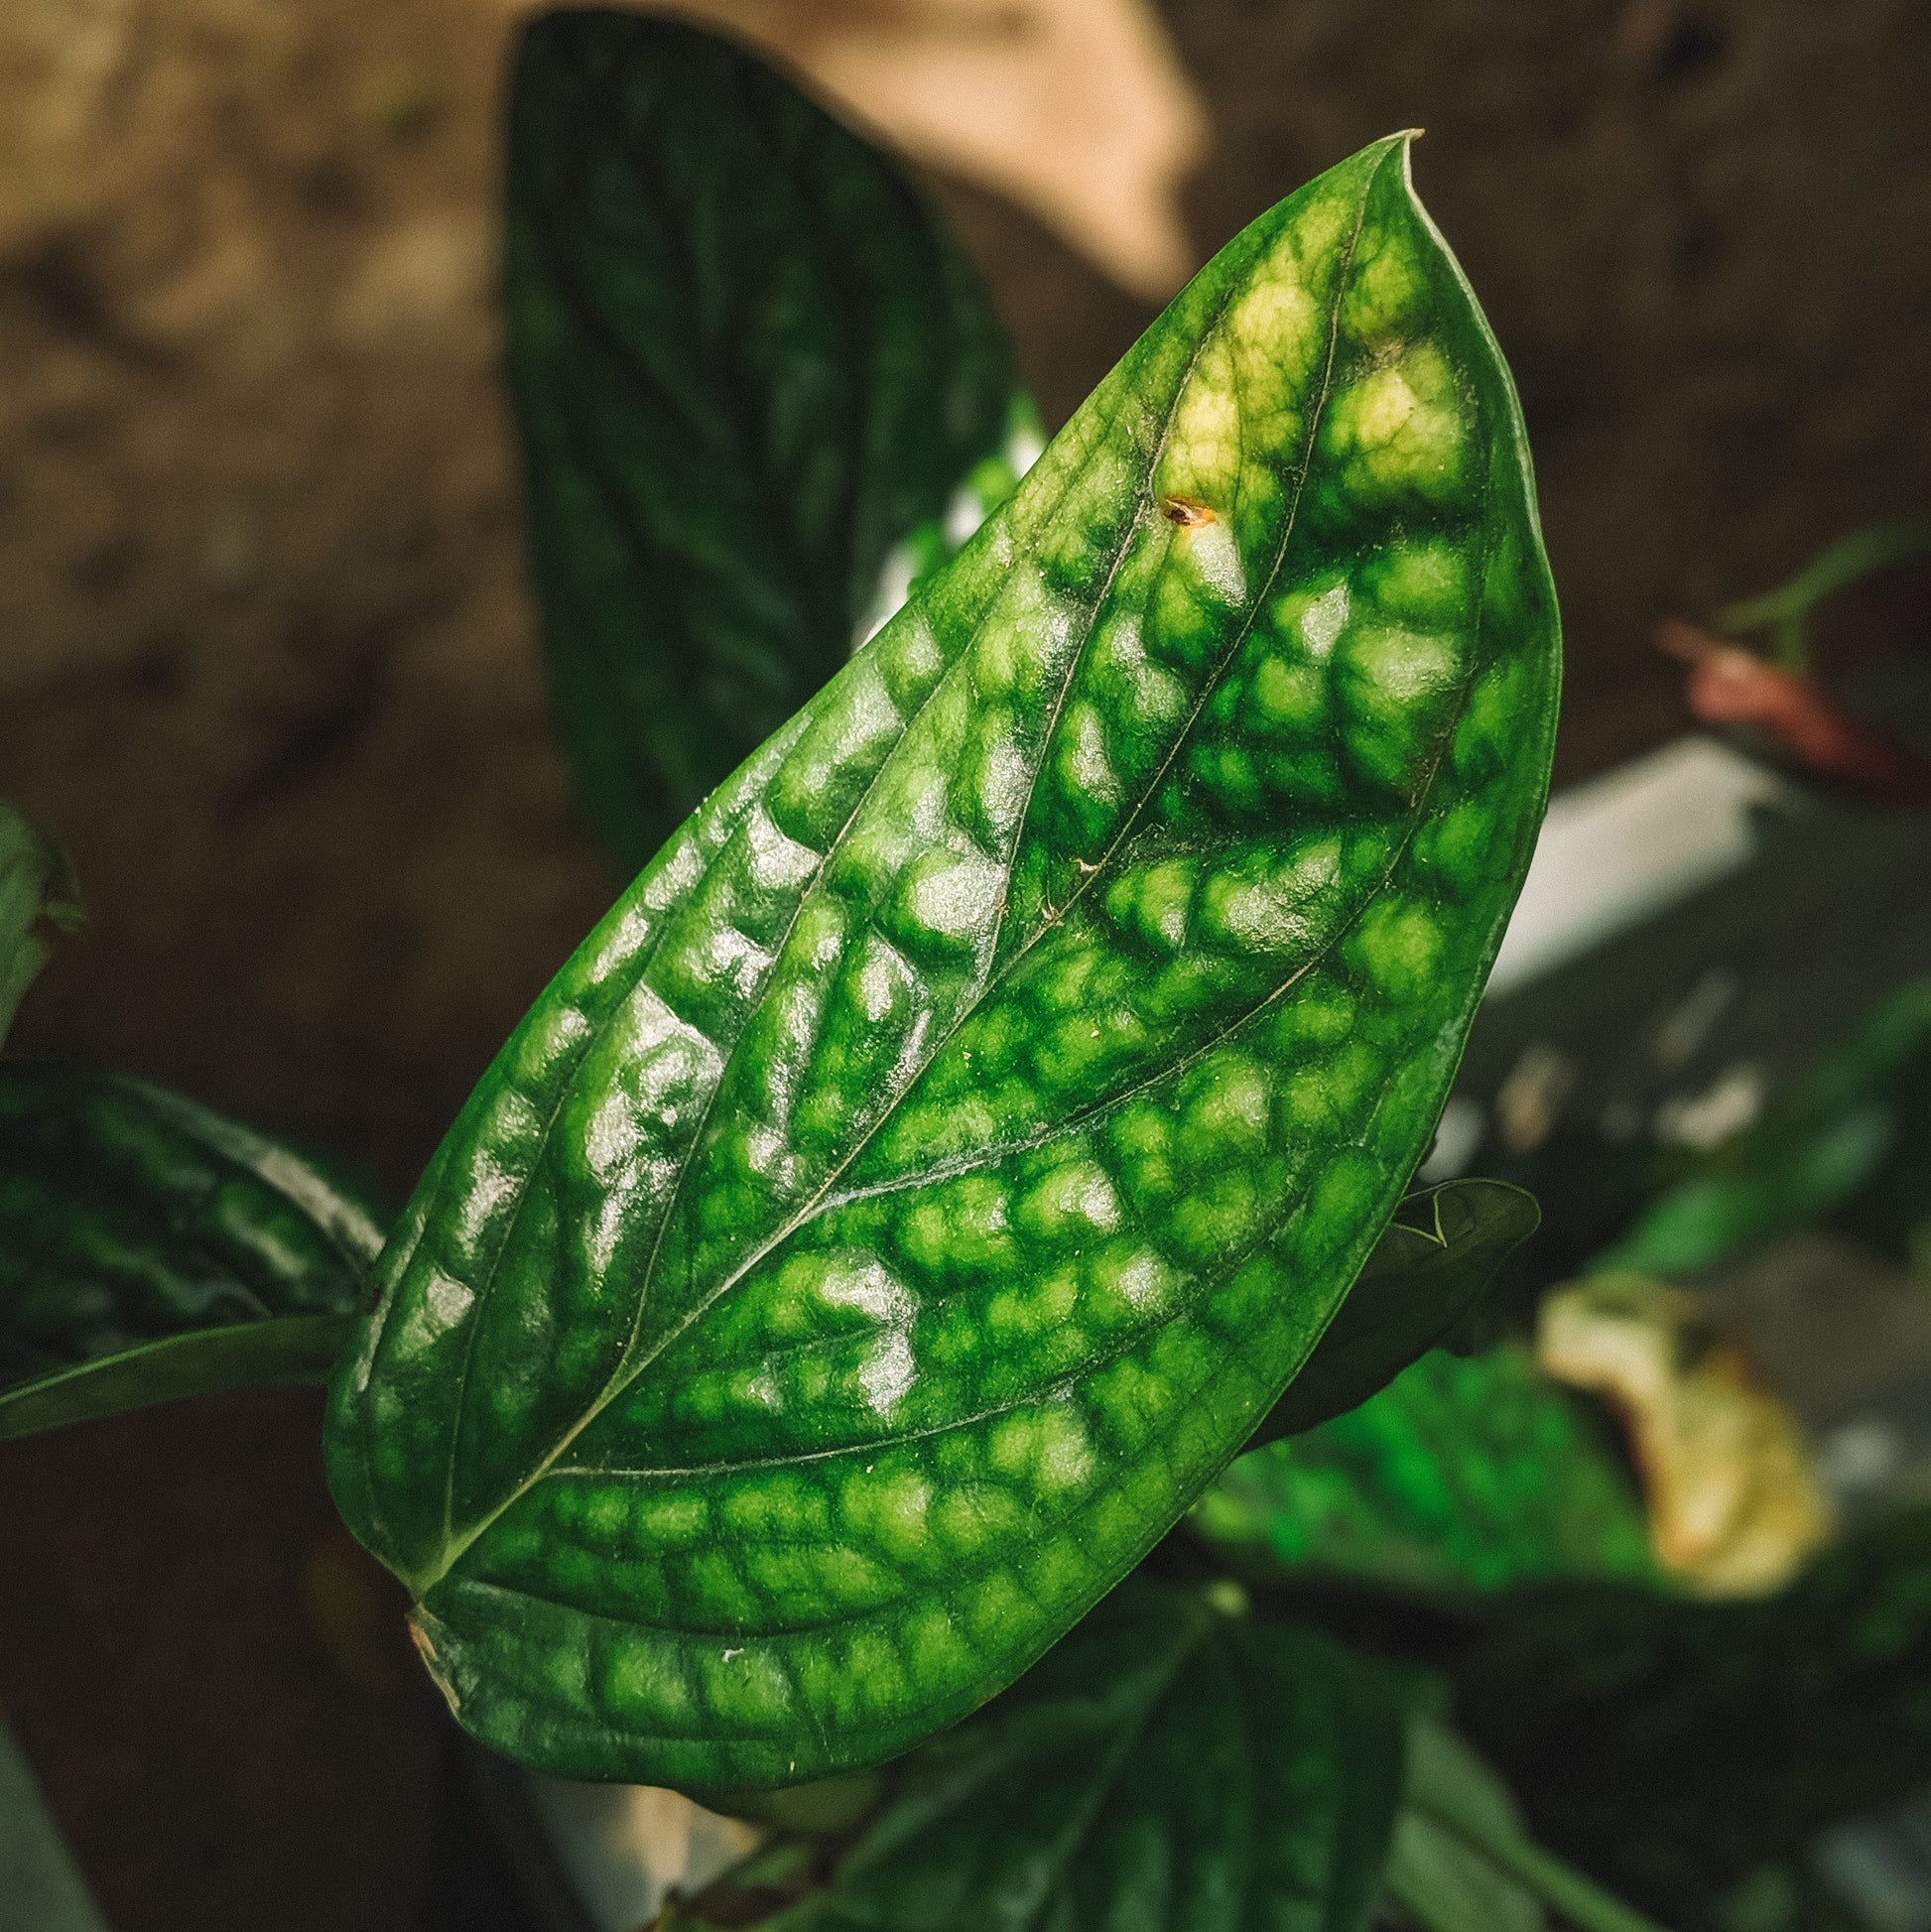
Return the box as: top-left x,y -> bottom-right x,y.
505,9 -> 1023,872
0,1068 -> 385,1439
1252,1178 -> 1539,1443
777,1580 -> 1415,1932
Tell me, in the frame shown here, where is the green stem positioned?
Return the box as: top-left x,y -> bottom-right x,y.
0,1313 -> 354,1443
1715,517 -> 1931,674
1414,1800 -> 1674,1932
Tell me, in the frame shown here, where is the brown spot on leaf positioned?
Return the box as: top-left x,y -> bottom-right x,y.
407,1612 -> 460,1714
1160,495 -> 1215,528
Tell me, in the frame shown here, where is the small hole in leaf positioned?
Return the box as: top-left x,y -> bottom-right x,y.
1160,495 -> 1215,528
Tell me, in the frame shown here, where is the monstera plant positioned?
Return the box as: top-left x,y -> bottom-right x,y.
14,15 -> 1931,1932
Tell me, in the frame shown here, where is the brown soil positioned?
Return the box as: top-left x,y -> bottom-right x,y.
0,0 -> 1926,1924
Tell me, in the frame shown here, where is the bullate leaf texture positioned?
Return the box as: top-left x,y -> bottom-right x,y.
506,10 -> 1021,873
777,1580 -> 1414,1932
0,1068 -> 385,1439
327,129 -> 1561,1787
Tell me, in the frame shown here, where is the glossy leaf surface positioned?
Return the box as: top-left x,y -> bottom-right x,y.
506,9 -> 1020,873
1251,1178 -> 1539,1443
779,1580 -> 1414,1932
1195,1346 -> 1657,1599
0,802 -> 80,1052
329,131 -> 1561,1786
0,1068 -> 384,1439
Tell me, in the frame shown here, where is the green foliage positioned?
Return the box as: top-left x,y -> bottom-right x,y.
1194,1345 -> 1659,1599
504,9 -> 1023,873
13,22 -> 1907,1932
1252,1179 -> 1540,1444
1391,1717 -> 1670,1932
0,801 -> 80,1053
1387,1722 -> 1549,1932
1715,517 -> 1931,674
0,1068 -> 386,1440
767,1580 -> 1417,1932
679,1630 -> 1665,1932
1455,1506 -> 1931,1927
3,19 -> 1917,1932
1597,974 -> 1931,1279
327,126 -> 1560,1789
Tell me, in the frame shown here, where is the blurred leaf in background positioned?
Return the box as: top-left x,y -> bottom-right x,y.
0,801 -> 79,1053
502,0 -> 1208,299
1593,976 -> 1931,1284
505,10 -> 1029,872
1195,1345 -> 1661,1600
1455,1504 -> 1931,1929
0,1067 -> 387,1440
1537,1274 -> 1835,1597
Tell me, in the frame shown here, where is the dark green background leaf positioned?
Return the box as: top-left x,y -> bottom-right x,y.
1385,1720 -> 1547,1932
1454,1506 -> 1931,1927
0,1068 -> 385,1439
1195,1346 -> 1658,1599
0,801 -> 80,1053
1387,1811 -> 1546,1932
1252,1179 -> 1539,1444
505,9 -> 1021,873
780,1579 -> 1415,1932
329,130 -> 1561,1788
1392,1719 -> 1666,1932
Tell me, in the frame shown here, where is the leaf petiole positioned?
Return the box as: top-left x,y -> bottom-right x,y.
1715,516 -> 1931,674
0,1313 -> 356,1443
1439,1822 -> 1671,1932
1407,1791 -> 1673,1932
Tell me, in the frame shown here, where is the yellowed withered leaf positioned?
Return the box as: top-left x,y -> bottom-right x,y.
1538,1274 -> 1835,1598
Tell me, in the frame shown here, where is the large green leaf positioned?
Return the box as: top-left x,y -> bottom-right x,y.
1251,1178 -> 1539,1444
772,1580 -> 1415,1932
0,802 -> 80,1053
0,1068 -> 385,1440
1194,1346 -> 1658,1599
505,9 -> 1024,874
327,131 -> 1561,1787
